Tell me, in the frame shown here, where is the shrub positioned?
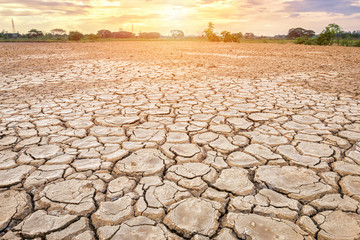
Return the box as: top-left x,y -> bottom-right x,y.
86,34 -> 100,40
305,38 -> 316,45
295,36 -> 317,45
294,36 -> 308,44
68,31 -> 84,41
232,32 -> 243,42
204,22 -> 221,42
354,40 -> 360,47
316,23 -> 342,45
221,31 -> 233,42
341,39 -> 350,47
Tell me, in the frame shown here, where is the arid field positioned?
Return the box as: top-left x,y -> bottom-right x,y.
1,41 -> 360,239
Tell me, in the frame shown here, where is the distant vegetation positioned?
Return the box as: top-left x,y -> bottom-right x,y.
293,24 -> 360,47
202,22 -> 360,47
68,31 -> 84,41
138,32 -> 161,39
204,22 -> 243,42
203,22 -> 287,43
0,28 -> 164,42
97,29 -> 134,38
170,30 -> 185,39
1,23 -> 359,46
287,28 -> 315,39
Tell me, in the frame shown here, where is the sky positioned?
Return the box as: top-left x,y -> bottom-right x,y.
0,0 -> 359,36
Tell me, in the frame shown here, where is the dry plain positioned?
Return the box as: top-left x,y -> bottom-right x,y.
0,41 -> 360,239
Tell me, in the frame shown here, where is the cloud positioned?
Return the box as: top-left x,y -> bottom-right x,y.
0,0 -> 92,15
97,14 -> 163,24
285,0 -> 360,15
0,0 -> 358,35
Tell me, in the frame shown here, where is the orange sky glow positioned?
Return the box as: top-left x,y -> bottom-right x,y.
0,0 -> 359,35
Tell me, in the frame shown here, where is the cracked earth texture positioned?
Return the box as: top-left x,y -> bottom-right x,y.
0,41 -> 360,240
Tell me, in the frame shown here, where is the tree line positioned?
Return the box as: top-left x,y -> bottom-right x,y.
0,28 -> 169,41
204,22 -> 255,42
203,22 -> 360,47
292,24 -> 360,47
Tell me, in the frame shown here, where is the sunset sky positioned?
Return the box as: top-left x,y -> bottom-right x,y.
0,0 -> 359,36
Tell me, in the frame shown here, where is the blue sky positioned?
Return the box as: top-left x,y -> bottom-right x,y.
0,0 -> 359,35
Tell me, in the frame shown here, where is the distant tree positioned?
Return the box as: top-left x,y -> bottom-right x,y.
232,32 -> 243,39
244,33 -> 255,39
97,29 -> 112,38
44,33 -> 53,38
287,27 -> 315,39
50,28 -> 66,36
28,29 -> 44,38
170,30 -> 184,39
352,30 -> 360,38
221,31 -> 233,42
68,31 -> 84,41
316,23 -> 342,45
274,34 -> 287,39
204,22 -> 220,42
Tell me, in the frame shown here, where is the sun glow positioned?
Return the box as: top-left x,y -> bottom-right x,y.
91,0 -> 122,7
164,7 -> 185,22
1,0 -> 359,36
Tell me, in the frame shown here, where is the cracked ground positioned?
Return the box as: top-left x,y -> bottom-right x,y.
0,41 -> 360,240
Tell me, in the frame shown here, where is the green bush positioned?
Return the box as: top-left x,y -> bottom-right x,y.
340,39 -> 350,47
305,38 -> 316,45
294,23 -> 360,47
68,31 -> 84,41
316,23 -> 342,45
294,36 -> 308,44
295,36 -> 317,45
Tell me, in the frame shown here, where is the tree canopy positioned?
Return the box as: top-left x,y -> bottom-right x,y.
170,30 -> 184,39
316,23 -> 342,45
28,29 -> 43,38
204,22 -> 220,42
97,29 -> 112,38
68,31 -> 84,41
50,29 -> 66,36
287,28 -> 315,39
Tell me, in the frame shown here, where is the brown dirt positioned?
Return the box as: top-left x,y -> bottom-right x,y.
1,41 -> 360,99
